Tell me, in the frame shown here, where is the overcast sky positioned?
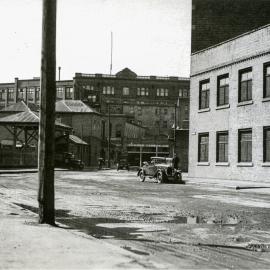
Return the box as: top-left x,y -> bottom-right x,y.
0,0 -> 191,82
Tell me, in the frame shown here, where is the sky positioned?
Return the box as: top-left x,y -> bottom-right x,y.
0,0 -> 191,82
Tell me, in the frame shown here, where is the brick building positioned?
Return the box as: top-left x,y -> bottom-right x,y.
0,68 -> 190,168
74,68 -> 190,166
0,77 -> 73,109
192,0 -> 270,53
189,24 -> 270,182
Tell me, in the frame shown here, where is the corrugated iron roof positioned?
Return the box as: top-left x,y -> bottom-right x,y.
0,101 -> 39,112
0,110 -> 39,123
0,110 -> 72,129
69,134 -> 88,145
55,100 -> 100,114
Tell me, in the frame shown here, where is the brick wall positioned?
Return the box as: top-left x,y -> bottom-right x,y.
189,25 -> 270,181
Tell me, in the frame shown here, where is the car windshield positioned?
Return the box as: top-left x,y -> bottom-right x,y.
151,158 -> 166,164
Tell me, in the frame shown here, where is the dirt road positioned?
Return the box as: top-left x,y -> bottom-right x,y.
1,170 -> 270,269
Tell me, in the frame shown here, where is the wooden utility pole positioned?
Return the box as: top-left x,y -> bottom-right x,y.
173,103 -> 177,156
107,102 -> 111,168
38,0 -> 57,225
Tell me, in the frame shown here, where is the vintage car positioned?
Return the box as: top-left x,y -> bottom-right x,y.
137,157 -> 182,184
116,158 -> 130,171
55,152 -> 84,170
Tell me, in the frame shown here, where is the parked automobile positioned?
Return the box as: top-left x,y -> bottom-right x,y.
137,157 -> 183,184
55,152 -> 84,170
117,158 -> 130,171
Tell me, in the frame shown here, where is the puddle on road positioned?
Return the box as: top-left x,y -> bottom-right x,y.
167,215 -> 240,226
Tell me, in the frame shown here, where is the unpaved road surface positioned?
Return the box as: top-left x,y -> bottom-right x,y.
1,170 -> 270,269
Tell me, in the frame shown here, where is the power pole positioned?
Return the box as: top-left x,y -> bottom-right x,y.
173,103 -> 177,156
107,102 -> 111,168
38,0 -> 57,225
58,66 -> 61,81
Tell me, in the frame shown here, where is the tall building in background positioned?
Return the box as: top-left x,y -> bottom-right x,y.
192,0 -> 270,53
0,68 -> 190,170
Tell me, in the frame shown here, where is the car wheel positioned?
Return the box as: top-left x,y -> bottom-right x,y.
139,171 -> 145,182
157,172 -> 163,184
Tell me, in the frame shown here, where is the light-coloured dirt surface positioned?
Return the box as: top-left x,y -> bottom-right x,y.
1,170 -> 270,269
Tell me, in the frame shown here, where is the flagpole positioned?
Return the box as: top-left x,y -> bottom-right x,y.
110,32 -> 113,75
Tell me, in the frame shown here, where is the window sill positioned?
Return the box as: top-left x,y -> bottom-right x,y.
237,100 -> 253,107
262,162 -> 270,167
215,162 -> 230,166
197,162 -> 210,166
237,162 -> 253,167
216,104 -> 230,110
198,108 -> 210,113
262,97 -> 270,103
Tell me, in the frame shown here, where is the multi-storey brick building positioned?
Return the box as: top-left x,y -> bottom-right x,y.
74,68 -> 190,134
0,68 -> 190,168
0,77 -> 73,109
189,24 -> 270,182
73,68 -> 190,167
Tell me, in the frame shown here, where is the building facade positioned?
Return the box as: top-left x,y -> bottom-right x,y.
189,24 -> 270,181
73,68 -> 190,166
73,68 -> 190,136
0,68 -> 190,167
0,77 -> 73,109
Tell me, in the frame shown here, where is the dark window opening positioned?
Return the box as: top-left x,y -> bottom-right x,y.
216,131 -> 228,162
239,68 -> 252,102
238,129 -> 252,162
217,74 -> 229,106
198,133 -> 209,162
199,80 -> 210,109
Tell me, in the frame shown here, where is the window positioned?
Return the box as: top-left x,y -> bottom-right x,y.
263,63 -> 270,98
198,133 -> 209,162
115,124 -> 122,138
199,80 -> 210,109
179,89 -> 183,97
18,88 -> 24,100
183,89 -> 188,97
137,106 -> 142,116
155,121 -> 160,127
239,68 -> 252,102
184,105 -> 189,120
36,88 -> 40,100
56,87 -> 64,99
238,129 -> 252,162
164,108 -> 168,115
155,108 -> 159,115
103,86 -> 114,95
123,87 -> 129,96
8,88 -> 14,101
163,121 -> 167,128
157,88 -> 168,96
27,88 -> 34,101
216,132 -> 228,162
264,127 -> 270,162
217,74 -> 229,106
65,87 -> 73,99
137,87 -> 148,96
88,95 -> 96,103
0,89 -> 4,100
84,85 -> 94,90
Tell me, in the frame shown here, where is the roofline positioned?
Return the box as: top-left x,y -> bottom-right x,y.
74,73 -> 190,82
191,23 -> 270,56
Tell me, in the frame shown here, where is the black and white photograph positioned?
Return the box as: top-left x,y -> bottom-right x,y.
0,0 -> 270,269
